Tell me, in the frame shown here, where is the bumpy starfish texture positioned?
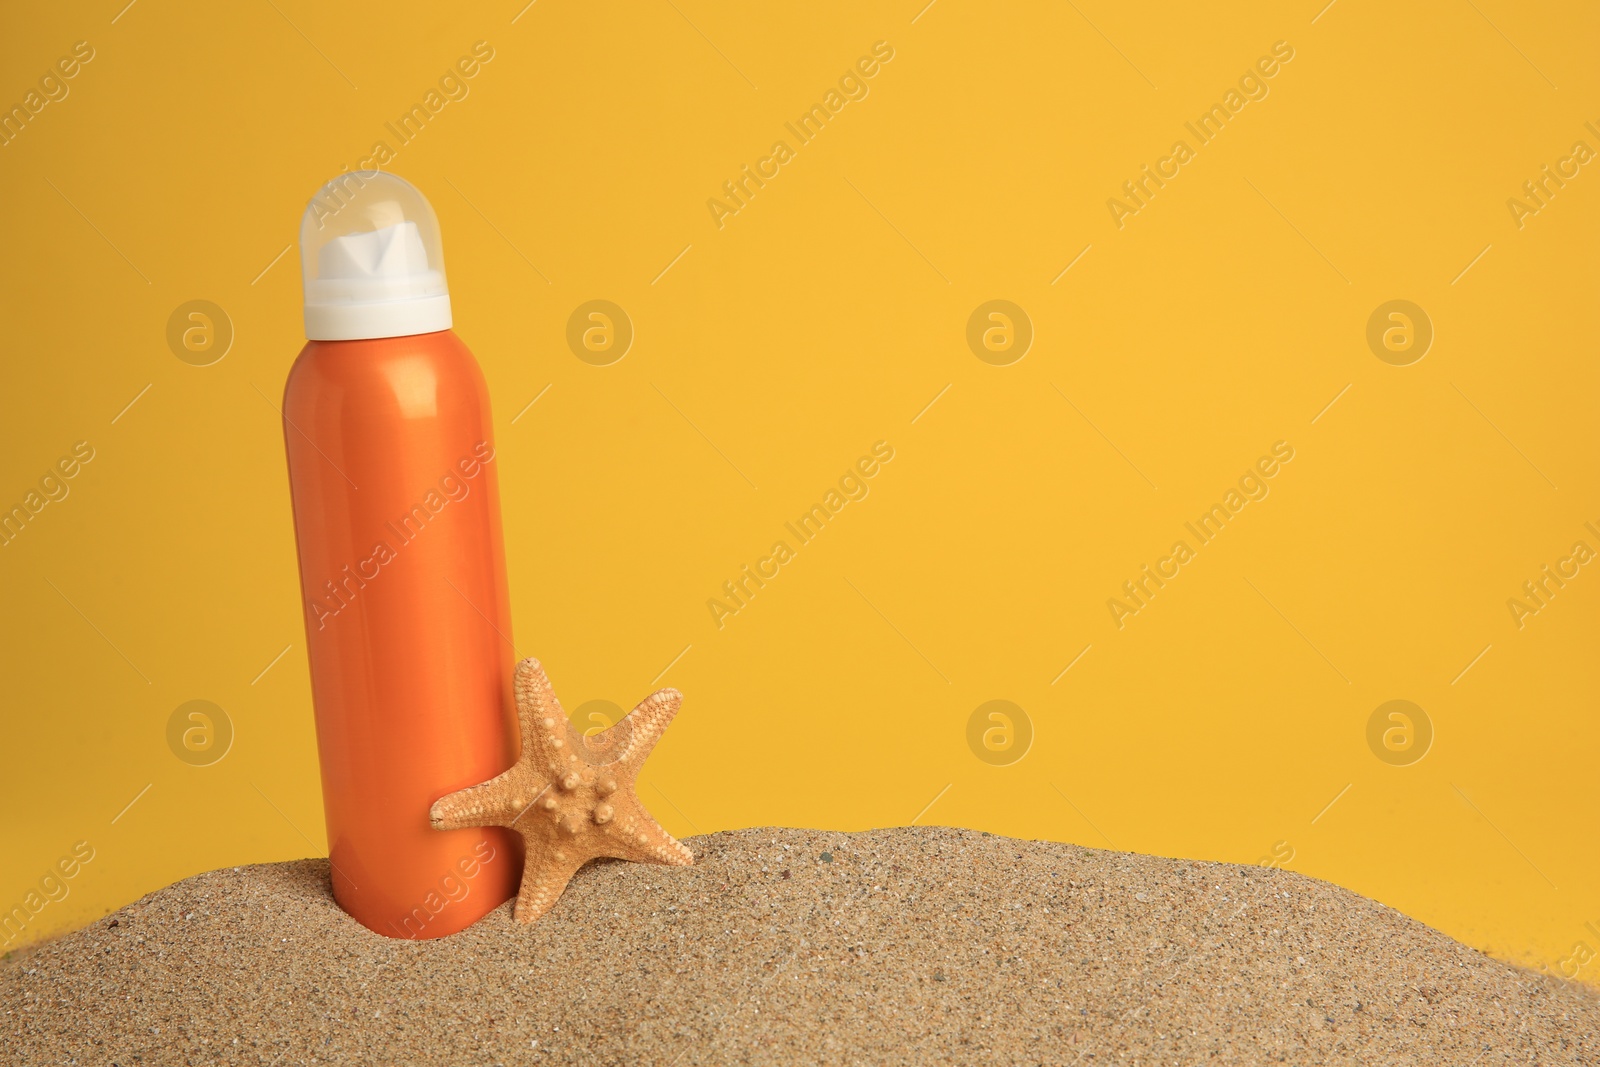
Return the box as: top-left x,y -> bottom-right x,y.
429,657 -> 693,923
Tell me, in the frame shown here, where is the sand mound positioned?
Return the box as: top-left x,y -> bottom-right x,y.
3,827 -> 1595,1065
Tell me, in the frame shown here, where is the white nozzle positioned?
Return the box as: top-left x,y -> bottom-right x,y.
299,171 -> 452,341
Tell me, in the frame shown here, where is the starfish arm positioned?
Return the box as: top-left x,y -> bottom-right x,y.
512,841 -> 588,924
429,764 -> 544,831
597,687 -> 683,771
599,792 -> 694,868
513,658 -> 585,778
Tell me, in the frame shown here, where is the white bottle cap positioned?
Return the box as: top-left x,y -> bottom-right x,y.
299,171 -> 452,341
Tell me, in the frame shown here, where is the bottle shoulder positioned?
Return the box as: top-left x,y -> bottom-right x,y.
290,329 -> 476,375
284,330 -> 489,418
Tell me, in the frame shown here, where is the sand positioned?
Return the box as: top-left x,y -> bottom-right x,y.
3,827 -> 1595,1065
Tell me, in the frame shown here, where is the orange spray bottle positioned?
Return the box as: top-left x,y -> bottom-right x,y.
281,171 -> 519,938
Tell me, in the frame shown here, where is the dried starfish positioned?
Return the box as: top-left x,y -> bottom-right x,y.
429,657 -> 693,923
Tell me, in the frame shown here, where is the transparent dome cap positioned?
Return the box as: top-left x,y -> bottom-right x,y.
299,171 -> 452,341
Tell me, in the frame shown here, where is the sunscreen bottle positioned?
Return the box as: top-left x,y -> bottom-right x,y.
282,171 -> 519,938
